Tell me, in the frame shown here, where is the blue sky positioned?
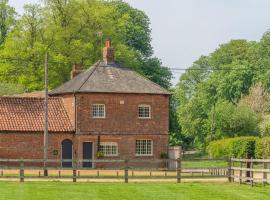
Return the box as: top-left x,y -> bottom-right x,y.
9,0 -> 270,85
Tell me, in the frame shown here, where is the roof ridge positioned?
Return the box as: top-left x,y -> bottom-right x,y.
77,61 -> 100,92
0,96 -> 62,100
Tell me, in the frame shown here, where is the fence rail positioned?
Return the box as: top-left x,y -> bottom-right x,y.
228,158 -> 269,186
0,158 -> 227,183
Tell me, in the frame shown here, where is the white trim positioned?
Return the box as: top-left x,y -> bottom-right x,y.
92,104 -> 106,119
135,139 -> 153,156
138,104 -> 151,119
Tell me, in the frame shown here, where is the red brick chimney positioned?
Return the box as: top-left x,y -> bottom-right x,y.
103,38 -> 114,65
70,64 -> 83,79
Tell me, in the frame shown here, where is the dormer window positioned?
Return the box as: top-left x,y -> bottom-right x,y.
138,104 -> 151,119
92,104 -> 105,118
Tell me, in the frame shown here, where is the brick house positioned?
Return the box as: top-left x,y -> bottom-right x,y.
0,40 -> 170,168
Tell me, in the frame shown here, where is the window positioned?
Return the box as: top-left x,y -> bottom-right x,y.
99,142 -> 118,156
138,105 -> 151,119
136,140 -> 153,156
92,104 -> 105,118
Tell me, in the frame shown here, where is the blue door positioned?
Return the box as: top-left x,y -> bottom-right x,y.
83,142 -> 93,168
62,139 -> 73,168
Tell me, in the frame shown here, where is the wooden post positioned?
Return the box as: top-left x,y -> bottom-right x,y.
231,159 -> 234,182
58,170 -> 61,177
73,160 -> 77,182
124,160 -> 129,183
43,52 -> 49,177
250,158 -> 254,187
19,160 -> 24,182
177,158 -> 181,183
239,159 -> 243,184
228,158 -> 232,182
263,160 -> 267,186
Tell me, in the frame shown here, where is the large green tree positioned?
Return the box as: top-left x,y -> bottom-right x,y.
175,38 -> 270,148
0,0 -> 172,91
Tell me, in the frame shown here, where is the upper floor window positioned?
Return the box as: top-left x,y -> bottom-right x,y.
99,142 -> 118,156
138,104 -> 151,119
92,104 -> 105,118
136,139 -> 153,156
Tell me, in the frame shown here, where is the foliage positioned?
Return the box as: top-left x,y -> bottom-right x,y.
0,0 -> 16,45
0,82 -> 25,95
207,137 -> 259,159
176,34 -> 270,148
255,137 -> 270,158
0,0 -> 172,91
208,101 -> 260,141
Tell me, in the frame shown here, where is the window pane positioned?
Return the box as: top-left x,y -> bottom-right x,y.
138,105 -> 151,118
99,142 -> 118,156
136,140 -> 152,156
92,104 -> 105,118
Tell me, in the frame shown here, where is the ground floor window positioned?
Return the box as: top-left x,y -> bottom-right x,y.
136,139 -> 153,156
99,142 -> 118,156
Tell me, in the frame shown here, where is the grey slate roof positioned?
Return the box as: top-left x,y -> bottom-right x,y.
50,61 -> 170,95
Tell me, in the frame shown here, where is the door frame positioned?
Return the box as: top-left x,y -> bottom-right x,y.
61,139 -> 73,168
82,141 -> 94,169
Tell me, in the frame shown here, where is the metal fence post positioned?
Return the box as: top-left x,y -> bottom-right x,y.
177,158 -> 181,183
20,160 -> 24,182
124,159 -> 129,183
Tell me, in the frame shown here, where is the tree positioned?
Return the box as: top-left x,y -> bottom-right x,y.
0,0 -> 16,45
0,0 -> 172,92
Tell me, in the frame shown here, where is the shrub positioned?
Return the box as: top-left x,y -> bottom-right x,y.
207,137 -> 259,159
255,137 -> 270,158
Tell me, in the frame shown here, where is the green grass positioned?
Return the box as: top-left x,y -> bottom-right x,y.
0,182 -> 269,200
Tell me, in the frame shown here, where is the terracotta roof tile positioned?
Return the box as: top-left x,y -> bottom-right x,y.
0,97 -> 74,132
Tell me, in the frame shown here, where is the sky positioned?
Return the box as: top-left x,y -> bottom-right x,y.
9,0 -> 270,85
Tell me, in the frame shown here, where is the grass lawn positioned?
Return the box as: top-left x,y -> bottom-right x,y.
0,182 -> 269,200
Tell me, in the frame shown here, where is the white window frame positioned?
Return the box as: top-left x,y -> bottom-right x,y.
92,104 -> 106,118
135,139 -> 153,156
99,142 -> 118,157
138,104 -> 151,119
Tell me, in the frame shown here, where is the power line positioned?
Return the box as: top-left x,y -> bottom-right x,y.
0,56 -> 270,72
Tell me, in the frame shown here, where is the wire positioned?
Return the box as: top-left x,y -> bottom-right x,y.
0,56 -> 269,72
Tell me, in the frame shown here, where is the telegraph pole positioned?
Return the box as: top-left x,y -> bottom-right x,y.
44,52 -> 49,176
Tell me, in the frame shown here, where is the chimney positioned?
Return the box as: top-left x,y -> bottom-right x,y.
70,64 -> 83,79
103,38 -> 114,65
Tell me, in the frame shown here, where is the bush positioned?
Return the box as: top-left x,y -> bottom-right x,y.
207,137 -> 259,159
255,137 -> 270,158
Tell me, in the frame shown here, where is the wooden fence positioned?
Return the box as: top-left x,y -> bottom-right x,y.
228,158 -> 270,186
0,158 -> 227,183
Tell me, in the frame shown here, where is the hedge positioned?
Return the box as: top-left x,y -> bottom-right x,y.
207,137 -> 259,159
255,137 -> 270,158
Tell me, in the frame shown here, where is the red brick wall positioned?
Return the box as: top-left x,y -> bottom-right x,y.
76,93 -> 169,135
0,133 -> 73,160
0,132 -> 168,167
61,94 -> 76,127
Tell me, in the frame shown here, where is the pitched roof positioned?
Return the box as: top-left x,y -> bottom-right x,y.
50,62 -> 170,95
0,97 -> 74,133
